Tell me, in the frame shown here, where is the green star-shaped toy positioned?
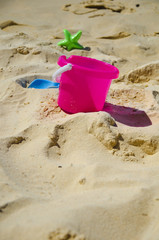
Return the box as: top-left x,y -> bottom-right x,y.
57,29 -> 84,51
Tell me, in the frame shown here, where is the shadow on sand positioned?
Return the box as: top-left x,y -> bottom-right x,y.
103,102 -> 152,127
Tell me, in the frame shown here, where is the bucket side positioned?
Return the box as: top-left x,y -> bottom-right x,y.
58,68 -> 112,113
58,68 -> 96,113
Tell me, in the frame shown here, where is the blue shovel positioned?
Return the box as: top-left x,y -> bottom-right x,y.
28,63 -> 72,89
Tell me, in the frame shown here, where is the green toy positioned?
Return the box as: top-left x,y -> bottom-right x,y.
57,29 -> 83,51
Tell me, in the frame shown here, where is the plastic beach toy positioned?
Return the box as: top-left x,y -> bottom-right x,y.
28,79 -> 60,89
57,55 -> 119,113
28,64 -> 72,89
57,29 -> 83,51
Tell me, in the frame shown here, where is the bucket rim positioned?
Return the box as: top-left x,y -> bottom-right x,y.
58,55 -> 119,79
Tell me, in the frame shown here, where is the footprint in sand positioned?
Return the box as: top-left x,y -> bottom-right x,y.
118,61 -> 159,84
63,0 -> 125,15
0,198 -> 32,215
48,228 -> 86,240
127,135 -> 159,156
0,20 -> 30,32
104,125 -> 159,162
0,20 -> 20,29
0,113 -> 127,198
98,31 -> 131,40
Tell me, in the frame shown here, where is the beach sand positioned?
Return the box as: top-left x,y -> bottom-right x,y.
1,0 -> 159,239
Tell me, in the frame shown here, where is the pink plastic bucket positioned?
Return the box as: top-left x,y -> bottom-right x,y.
57,55 -> 119,113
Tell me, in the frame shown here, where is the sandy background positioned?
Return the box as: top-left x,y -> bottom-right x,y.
0,0 -> 159,239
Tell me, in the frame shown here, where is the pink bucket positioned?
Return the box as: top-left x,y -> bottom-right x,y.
57,55 -> 119,113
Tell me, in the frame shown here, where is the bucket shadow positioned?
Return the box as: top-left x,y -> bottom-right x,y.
103,102 -> 152,127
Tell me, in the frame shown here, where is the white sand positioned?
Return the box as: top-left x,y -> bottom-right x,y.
1,0 -> 159,239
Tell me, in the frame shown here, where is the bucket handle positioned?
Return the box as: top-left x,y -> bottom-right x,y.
52,63 -> 72,83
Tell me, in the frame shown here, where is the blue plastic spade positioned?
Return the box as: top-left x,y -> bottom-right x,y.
28,63 -> 72,89
28,79 -> 60,89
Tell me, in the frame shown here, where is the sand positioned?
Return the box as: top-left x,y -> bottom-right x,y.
0,0 -> 159,239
